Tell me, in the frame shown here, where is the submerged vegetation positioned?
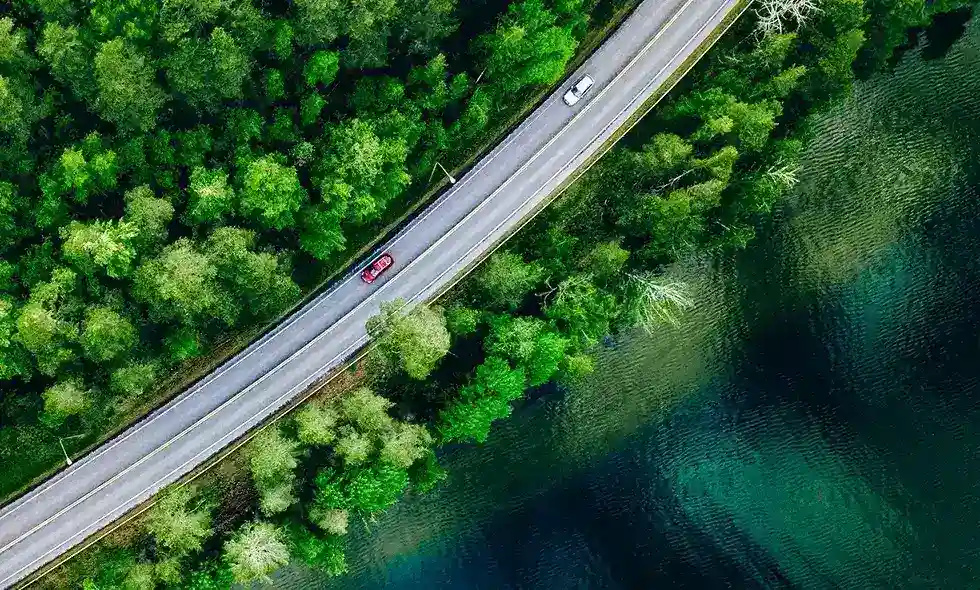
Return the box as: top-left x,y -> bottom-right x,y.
30,0 -> 979,588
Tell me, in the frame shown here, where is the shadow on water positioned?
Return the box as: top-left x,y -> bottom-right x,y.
273,11 -> 980,590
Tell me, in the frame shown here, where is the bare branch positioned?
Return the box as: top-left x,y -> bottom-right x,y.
763,159 -> 800,191
754,0 -> 821,38
625,273 -> 694,332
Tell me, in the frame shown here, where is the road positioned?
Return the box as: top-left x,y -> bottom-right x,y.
0,0 -> 739,585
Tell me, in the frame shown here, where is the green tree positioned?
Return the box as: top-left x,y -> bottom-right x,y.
265,68 -> 285,101
449,87 -> 491,149
133,239 -> 234,326
185,166 -> 234,225
407,449 -> 447,493
437,393 -> 512,444
344,0 -> 400,68
299,206 -> 346,260
317,118 -> 411,224
203,227 -> 300,319
239,156 -> 307,230
0,181 -> 23,249
559,352 -> 595,382
378,421 -> 432,468
465,356 -> 526,403
394,0 -> 458,56
300,93 -> 327,127
0,297 -> 31,380
485,315 -> 543,363
366,300 -> 450,380
259,480 -> 297,516
544,274 -> 617,349
333,426 -> 374,465
93,38 -> 166,132
42,137 -> 119,205
248,426 -> 299,488
304,51 -> 340,88
308,505 -> 349,535
0,76 -> 24,136
270,20 -> 294,60
184,561 -> 235,590
444,305 -> 480,336
289,527 -> 347,576
110,361 -> 158,398
293,401 -> 339,446
144,485 -> 213,556
209,27 -> 250,98
338,388 -> 394,433
247,426 -> 300,516
293,0 -> 345,46
165,27 -> 250,111
123,185 -> 174,253
694,145 -> 739,181
16,268 -> 80,376
120,562 -> 156,590
158,0 -> 223,42
344,462 -> 409,514
473,251 -> 543,310
223,522 -> 291,584
80,306 -> 136,363
581,241 -> 629,280
37,23 -> 94,100
479,0 -> 579,96
60,220 -> 137,279
42,379 -> 91,424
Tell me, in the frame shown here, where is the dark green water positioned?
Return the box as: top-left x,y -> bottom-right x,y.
276,14 -> 980,590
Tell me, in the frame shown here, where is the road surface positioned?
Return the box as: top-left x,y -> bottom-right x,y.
0,0 -> 740,585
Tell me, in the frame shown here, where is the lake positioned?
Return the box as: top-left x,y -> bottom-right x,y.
276,10 -> 980,590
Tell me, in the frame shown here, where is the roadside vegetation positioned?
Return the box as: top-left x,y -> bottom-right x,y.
0,0 -> 632,501
36,0 -> 979,588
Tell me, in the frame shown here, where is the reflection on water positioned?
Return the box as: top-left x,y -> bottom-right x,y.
276,12 -> 980,590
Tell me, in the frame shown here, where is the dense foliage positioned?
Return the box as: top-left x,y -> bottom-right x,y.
0,0 -> 595,499
41,0 -> 979,588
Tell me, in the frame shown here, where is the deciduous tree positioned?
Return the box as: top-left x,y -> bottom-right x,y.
294,401 -> 339,446
124,185 -> 174,254
133,238 -> 234,326
144,485 -> 213,556
472,251 -> 543,310
80,306 -> 136,363
42,379 -> 91,424
94,38 -> 166,132
304,51 -> 339,88
479,0 -> 578,96
366,300 -> 450,380
239,156 -> 307,230
344,462 -> 409,514
60,220 -> 137,279
110,361 -> 158,398
338,388 -> 393,433
223,522 -> 290,585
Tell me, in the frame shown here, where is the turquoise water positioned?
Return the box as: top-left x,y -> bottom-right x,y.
276,11 -> 980,590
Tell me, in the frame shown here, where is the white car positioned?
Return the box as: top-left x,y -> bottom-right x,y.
563,75 -> 595,106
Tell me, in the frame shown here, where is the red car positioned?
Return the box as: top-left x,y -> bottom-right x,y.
361,253 -> 394,284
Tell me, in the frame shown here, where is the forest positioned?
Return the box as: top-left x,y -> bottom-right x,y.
37,0 -> 977,588
0,0 -> 606,500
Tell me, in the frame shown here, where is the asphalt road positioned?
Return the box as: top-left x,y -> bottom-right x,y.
0,0 -> 739,585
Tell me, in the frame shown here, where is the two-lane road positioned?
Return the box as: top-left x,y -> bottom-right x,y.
0,0 -> 740,585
